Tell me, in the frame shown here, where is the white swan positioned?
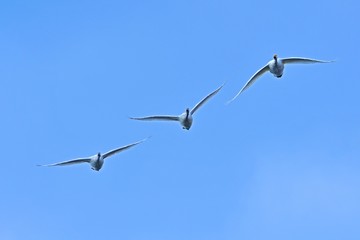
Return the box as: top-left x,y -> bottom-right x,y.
228,55 -> 333,103
37,138 -> 148,171
130,84 -> 224,130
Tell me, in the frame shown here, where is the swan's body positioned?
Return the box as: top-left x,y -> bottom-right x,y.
130,84 -> 223,130
228,55 -> 333,103
38,138 -> 148,171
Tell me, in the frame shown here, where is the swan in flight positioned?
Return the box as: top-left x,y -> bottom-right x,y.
130,84 -> 224,130
37,138 -> 148,171
228,55 -> 333,103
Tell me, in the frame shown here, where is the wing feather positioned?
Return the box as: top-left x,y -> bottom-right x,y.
129,116 -> 179,121
37,158 -> 91,167
227,64 -> 270,104
281,57 -> 333,64
102,138 -> 148,159
190,84 -> 224,115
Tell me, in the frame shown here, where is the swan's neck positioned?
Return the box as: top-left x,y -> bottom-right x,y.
185,109 -> 190,119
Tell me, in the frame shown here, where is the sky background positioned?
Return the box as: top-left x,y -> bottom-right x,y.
1,0 -> 359,239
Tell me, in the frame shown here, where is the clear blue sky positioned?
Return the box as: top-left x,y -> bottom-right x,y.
1,0 -> 359,239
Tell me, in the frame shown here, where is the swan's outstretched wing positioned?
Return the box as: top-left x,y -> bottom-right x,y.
37,158 -> 92,167
281,57 -> 333,64
227,64 -> 270,104
190,84 -> 224,115
130,115 -> 179,121
102,138 -> 148,159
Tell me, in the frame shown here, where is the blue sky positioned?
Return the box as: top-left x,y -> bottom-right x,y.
1,0 -> 359,239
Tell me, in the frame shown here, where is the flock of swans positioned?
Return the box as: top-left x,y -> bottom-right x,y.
38,54 -> 333,171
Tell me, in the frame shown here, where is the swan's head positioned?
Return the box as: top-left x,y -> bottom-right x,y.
97,152 -> 101,159
273,54 -> 278,60
183,108 -> 192,130
182,126 -> 191,130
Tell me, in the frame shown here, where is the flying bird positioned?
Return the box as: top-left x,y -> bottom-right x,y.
37,138 -> 148,171
227,55 -> 333,103
130,84 -> 224,130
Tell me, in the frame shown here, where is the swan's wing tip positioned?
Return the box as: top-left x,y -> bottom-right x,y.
36,164 -> 52,167
139,136 -> 152,142
226,88 -> 245,105
225,98 -> 236,105
318,59 -> 335,63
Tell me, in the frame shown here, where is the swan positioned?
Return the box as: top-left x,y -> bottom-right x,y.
37,138 -> 148,171
228,55 -> 333,103
130,84 -> 224,130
